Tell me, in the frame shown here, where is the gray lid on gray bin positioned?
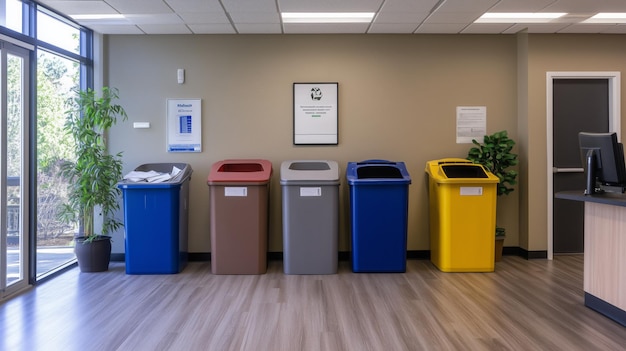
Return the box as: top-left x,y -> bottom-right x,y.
280,160 -> 339,183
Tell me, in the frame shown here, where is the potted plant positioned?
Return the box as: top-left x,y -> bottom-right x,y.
60,87 -> 128,272
467,130 -> 518,261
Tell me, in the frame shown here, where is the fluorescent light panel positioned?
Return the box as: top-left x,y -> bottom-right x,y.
282,12 -> 375,24
583,13 -> 626,24
475,12 -> 567,23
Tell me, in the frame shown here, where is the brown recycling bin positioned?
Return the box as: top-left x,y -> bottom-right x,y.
207,159 -> 272,274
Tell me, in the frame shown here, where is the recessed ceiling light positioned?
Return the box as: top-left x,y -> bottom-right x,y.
583,13 -> 626,24
71,14 -> 125,20
475,12 -> 567,23
282,12 -> 375,24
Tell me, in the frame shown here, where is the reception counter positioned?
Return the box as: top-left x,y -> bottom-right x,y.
555,190 -> 626,326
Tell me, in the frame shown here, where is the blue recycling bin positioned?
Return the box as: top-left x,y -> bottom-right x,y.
346,160 -> 411,272
118,163 -> 193,274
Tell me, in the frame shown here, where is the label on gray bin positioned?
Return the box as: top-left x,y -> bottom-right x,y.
460,187 -> 483,196
225,187 -> 248,197
300,187 -> 322,197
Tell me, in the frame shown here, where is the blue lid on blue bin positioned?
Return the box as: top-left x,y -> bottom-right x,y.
346,159 -> 411,185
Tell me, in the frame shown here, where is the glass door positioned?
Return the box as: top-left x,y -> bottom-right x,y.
1,41 -> 30,299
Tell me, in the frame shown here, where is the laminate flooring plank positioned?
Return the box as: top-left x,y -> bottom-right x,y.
1,256 -> 625,351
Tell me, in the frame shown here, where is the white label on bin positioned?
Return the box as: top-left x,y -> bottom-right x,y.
460,187 -> 483,196
300,187 -> 322,197
225,187 -> 247,197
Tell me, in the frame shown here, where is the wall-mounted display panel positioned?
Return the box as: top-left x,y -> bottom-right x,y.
293,83 -> 338,145
167,99 -> 202,152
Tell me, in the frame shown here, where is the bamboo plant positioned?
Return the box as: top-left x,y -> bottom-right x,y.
60,87 -> 127,243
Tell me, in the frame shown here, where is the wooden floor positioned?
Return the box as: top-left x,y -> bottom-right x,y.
1,255 -> 624,351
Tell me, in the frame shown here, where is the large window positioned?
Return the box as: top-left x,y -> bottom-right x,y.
2,0 -> 23,32
36,48 -> 79,278
1,0 -> 92,293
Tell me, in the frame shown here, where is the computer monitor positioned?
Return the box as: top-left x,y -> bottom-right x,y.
579,132 -> 626,195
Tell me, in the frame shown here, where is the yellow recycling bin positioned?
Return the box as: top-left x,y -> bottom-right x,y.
425,158 -> 499,272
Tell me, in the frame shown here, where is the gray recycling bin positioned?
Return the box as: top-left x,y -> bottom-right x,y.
118,163 -> 193,274
280,160 -> 340,274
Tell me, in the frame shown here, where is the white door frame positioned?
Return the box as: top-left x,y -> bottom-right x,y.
1,41 -> 31,299
546,71 -> 621,260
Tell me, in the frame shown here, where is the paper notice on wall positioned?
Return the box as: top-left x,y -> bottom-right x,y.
456,106 -> 486,144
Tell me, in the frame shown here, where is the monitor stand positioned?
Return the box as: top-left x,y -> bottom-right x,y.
599,184 -> 626,194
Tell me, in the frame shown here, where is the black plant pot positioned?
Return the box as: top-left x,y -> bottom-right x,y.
74,236 -> 112,272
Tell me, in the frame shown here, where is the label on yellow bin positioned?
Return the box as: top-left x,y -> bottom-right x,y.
460,187 -> 483,196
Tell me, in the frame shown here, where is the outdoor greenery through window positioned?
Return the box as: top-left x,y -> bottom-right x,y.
1,0 -> 93,283
36,49 -> 79,277
5,52 -> 25,290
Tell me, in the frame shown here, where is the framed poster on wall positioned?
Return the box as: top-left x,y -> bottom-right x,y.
166,99 -> 202,152
293,82 -> 338,145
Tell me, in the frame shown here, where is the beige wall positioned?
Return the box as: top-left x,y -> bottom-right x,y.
105,34 -> 519,254
522,34 -> 626,252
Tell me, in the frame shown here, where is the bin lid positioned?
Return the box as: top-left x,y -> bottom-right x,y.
346,159 -> 411,185
207,159 -> 272,184
117,163 -> 193,189
425,158 -> 498,184
280,160 -> 340,185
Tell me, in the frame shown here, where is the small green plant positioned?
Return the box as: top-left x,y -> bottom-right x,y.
467,130 -> 518,237
59,87 -> 127,243
467,130 -> 518,196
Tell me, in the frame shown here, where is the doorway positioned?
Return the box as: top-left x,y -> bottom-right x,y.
1,41 -> 30,299
546,72 -> 621,260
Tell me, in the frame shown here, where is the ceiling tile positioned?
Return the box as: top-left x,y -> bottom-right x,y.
229,12 -> 280,23
462,23 -> 516,34
601,24 -> 626,34
188,23 -> 236,34
544,0 -> 626,12
278,0 -> 383,12
414,23 -> 468,34
374,12 -> 429,24
425,12 -> 485,23
501,23 -> 572,34
436,0 -> 499,13
126,14 -> 183,25
85,24 -> 144,34
165,0 -> 225,13
558,23 -> 621,33
178,12 -> 230,24
35,0 -> 626,34
39,0 -> 119,15
378,0 -> 441,12
368,23 -> 418,33
222,0 -> 277,12
235,23 -> 283,34
138,24 -> 192,34
105,0 -> 173,14
488,0 -> 557,12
